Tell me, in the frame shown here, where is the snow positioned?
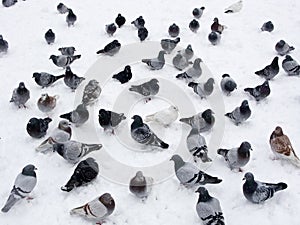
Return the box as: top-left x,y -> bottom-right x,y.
0,0 -> 300,224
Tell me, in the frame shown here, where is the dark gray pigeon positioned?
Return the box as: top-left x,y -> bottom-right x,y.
176,58 -> 202,80
192,7 -> 205,19
189,19 -> 200,33
2,0 -> 17,7
37,93 -> 58,113
129,78 -> 159,100
161,37 -> 180,54
138,27 -> 148,41
98,109 -> 126,133
217,141 -> 252,171
82,79 -> 101,106
112,65 -> 132,84
96,40 -> 121,56
261,21 -> 274,32
129,171 -> 154,199
49,54 -> 81,68
115,13 -> 126,28
244,80 -> 270,101
170,155 -> 222,187
58,46 -> 76,56
178,44 -> 194,60
0,35 -> 9,53
131,16 -> 145,29
275,40 -> 294,56
44,29 -> 55,44
105,23 -> 117,36
282,55 -> 300,76
255,56 -> 279,80
66,9 -> 77,27
243,172 -> 287,204
188,78 -> 215,99
172,53 -> 191,71
1,165 -> 37,213
180,109 -> 215,132
26,117 -> 52,139
195,187 -> 225,225
220,74 -> 237,95
60,104 -> 89,127
208,31 -> 221,45
141,51 -> 166,70
63,66 -> 85,91
32,72 -> 64,88
10,82 -> 30,108
225,100 -> 251,125
57,3 -> 68,14
168,23 -> 180,37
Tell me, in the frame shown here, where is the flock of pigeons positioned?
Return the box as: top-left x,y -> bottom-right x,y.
1,0 -> 300,225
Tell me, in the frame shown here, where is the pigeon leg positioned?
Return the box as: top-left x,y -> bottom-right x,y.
238,168 -> 243,172
145,98 -> 152,103
26,196 -> 34,200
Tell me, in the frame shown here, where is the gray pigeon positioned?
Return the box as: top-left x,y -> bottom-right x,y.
243,172 -> 287,204
208,31 -> 221,45
1,165 -> 37,213
82,80 -> 101,106
58,47 -> 76,56
2,0 -> 17,7
57,3 -> 69,14
98,109 -> 126,133
161,37 -> 180,54
60,104 -> 89,127
172,53 -> 191,71
129,171 -> 154,199
66,9 -> 77,27
168,23 -> 180,37
32,72 -> 65,88
195,187 -> 225,225
141,51 -> 166,70
131,16 -> 145,29
64,66 -> 85,91
220,74 -> 237,95
49,54 -> 81,68
282,55 -> 300,76
0,35 -> 9,53
187,128 -> 212,163
176,58 -> 202,80
255,56 -> 279,80
96,40 -> 121,56
178,44 -> 194,60
44,29 -> 55,45
217,141 -> 252,171
170,155 -> 222,187
53,140 -> 102,164
129,78 -> 159,100
244,80 -> 270,101
105,23 -> 117,36
188,78 -> 215,99
225,100 -> 251,125
180,109 -> 215,133
275,40 -> 294,56
261,21 -> 274,32
37,93 -> 58,113
10,82 -> 30,108
192,7 -> 205,19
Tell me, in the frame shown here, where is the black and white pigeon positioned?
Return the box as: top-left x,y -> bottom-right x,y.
211,18 -> 226,34
96,40 -> 121,56
58,46 -> 76,56
53,141 -> 102,164
172,53 -> 191,71
49,54 -> 81,68
37,94 -> 58,113
66,9 -> 77,27
131,115 -> 169,149
112,65 -> 132,84
244,80 -> 270,101
255,56 -> 279,80
168,23 -> 180,37
243,172 -> 287,204
61,157 -> 99,192
282,55 -> 300,76
115,13 -> 126,28
10,82 -> 30,108
176,58 -> 202,80
261,21 -> 274,32
105,23 -> 117,36
224,0 -> 243,13
141,51 -> 166,70
170,155 -> 222,187
180,109 -> 215,133
195,187 -> 225,225
0,35 -> 9,53
188,78 -> 215,99
57,3 -> 69,14
161,37 -> 180,54
192,7 -> 205,19
1,165 -> 37,213
2,0 -> 17,7
138,27 -> 148,41
129,78 -> 160,100
187,128 -> 212,163
129,171 -> 154,199
220,74 -> 237,95
98,109 -> 126,133
32,72 -> 65,88
217,141 -> 252,171
225,100 -> 251,125
60,104 -> 89,127
26,117 -> 52,139
208,31 -> 221,45
275,40 -> 294,56
44,29 -> 55,45
178,44 -> 194,60
189,19 -> 200,33
131,16 -> 145,29
81,80 -> 101,106
63,66 -> 85,91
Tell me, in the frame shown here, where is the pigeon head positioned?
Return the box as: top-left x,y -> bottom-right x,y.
277,40 -> 285,47
262,80 -> 269,87
170,154 -> 185,171
131,115 -> 143,124
240,141 -> 252,151
150,78 -> 159,84
125,65 -> 131,72
49,55 -> 56,60
186,44 -> 192,51
188,82 -> 197,88
28,117 -> 39,126
0,35 -> 3,40
68,8 -> 74,14
158,51 -> 166,59
99,193 -> 115,213
202,109 -> 214,122
32,72 -> 41,79
271,56 -> 279,65
47,29 -> 53,33
243,172 -> 254,181
274,126 -> 283,136
193,58 -> 202,67
44,117 -> 52,124
85,157 -> 99,172
241,100 -> 249,108
22,164 -> 37,177
18,82 -> 25,89
208,32 -> 219,42
40,93 -> 49,100
174,37 -> 181,43
213,17 -> 219,22
195,187 -> 211,202
112,40 -> 119,45
207,78 -> 215,85
134,171 -> 146,182
285,55 -> 293,61
88,79 -> 99,86
222,74 -> 230,78
58,120 -> 72,135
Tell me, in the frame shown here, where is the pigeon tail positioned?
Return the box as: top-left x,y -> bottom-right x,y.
179,117 -> 192,125
244,88 -> 253,94
73,55 -> 81,60
81,144 -> 102,156
217,148 -> 229,157
60,113 -> 72,121
54,74 -> 65,81
202,173 -> 222,185
96,49 -> 105,54
141,59 -> 150,64
274,182 -> 288,192
224,10 -> 234,13
152,135 -> 169,149
70,206 -> 85,216
176,72 -> 190,79
1,194 -> 19,213
224,112 -> 233,119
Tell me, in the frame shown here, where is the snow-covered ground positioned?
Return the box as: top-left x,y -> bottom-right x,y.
0,0 -> 300,224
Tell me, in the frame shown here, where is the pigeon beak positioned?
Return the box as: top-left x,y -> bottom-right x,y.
34,167 -> 37,170
242,177 -> 245,180
250,148 -> 253,151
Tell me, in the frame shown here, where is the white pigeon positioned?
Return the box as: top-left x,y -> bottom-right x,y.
224,0 -> 243,13
144,105 -> 179,126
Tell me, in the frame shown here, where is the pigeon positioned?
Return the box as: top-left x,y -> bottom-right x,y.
129,78 -> 160,100
195,187 -> 225,225
2,0 -> 17,7
261,21 -> 274,32
161,37 -> 180,54
189,19 -> 200,33
70,193 -> 115,222
44,29 -> 55,45
144,105 -> 179,126
61,158 -> 99,192
81,80 -> 101,106
37,94 -> 58,113
57,3 -> 69,14
141,51 -> 166,70
172,53 -> 191,71
58,47 -> 76,56
255,57 -> 279,80
0,35 -> 9,53
225,100 -> 251,125
10,82 -> 30,108
60,104 -> 89,127
269,126 -> 300,167
168,23 -> 180,37
192,7 -> 205,19
220,74 -> 237,95
53,141 -> 102,164
188,78 -> 215,99
98,109 -> 126,133
176,58 -> 202,80
208,31 -> 221,45
211,18 -> 226,34
217,141 -> 252,171
187,128 -> 212,163
63,66 -> 85,91
138,27 -> 148,41
115,13 -> 126,28
112,65 -> 132,84
32,72 -> 65,88
1,165 -> 37,213
131,115 -> 169,149
244,80 -> 270,101
178,44 -> 194,60
224,0 -> 243,13
105,23 -> 117,36
66,9 -> 77,27
180,109 -> 215,133
26,117 -> 52,139
49,54 -> 81,68
129,171 -> 154,199
275,40 -> 294,56
282,55 -> 300,76
96,40 -> 121,56
170,155 -> 222,187
131,16 -> 145,29
243,172 -> 287,204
